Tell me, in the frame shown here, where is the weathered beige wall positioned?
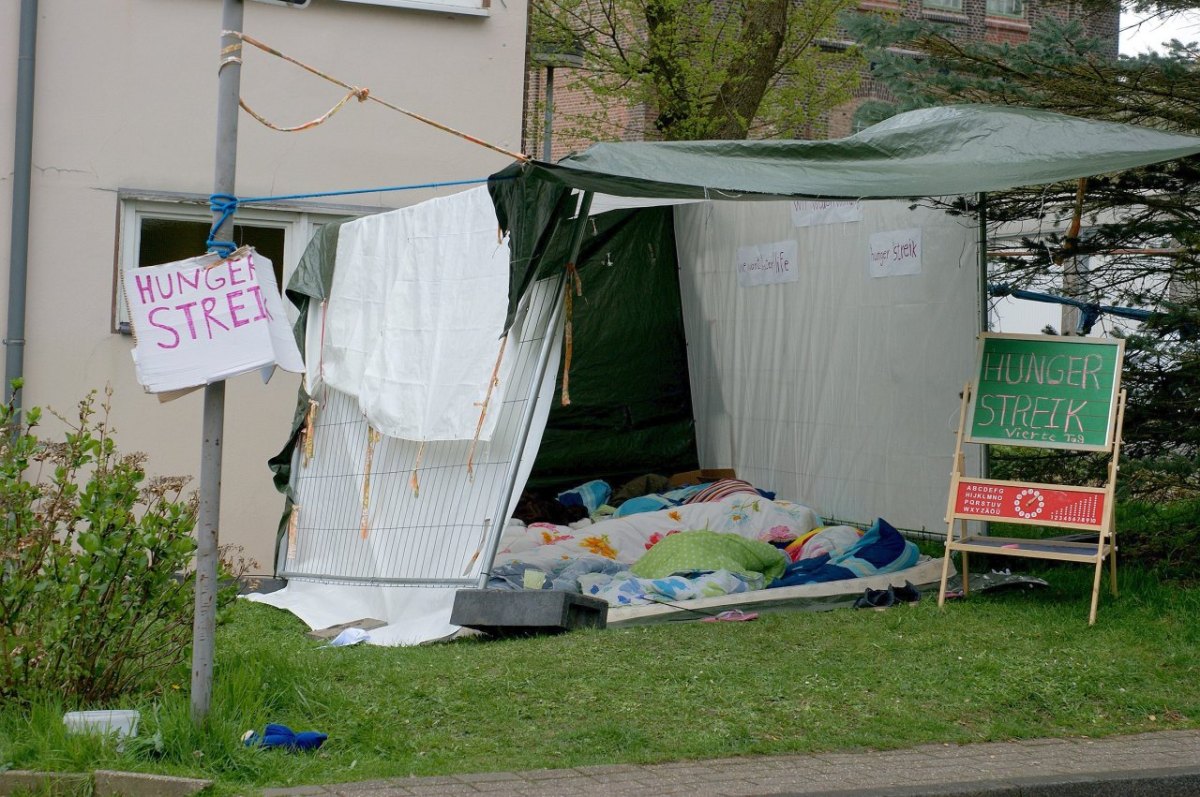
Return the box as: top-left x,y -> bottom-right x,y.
0,0 -> 528,573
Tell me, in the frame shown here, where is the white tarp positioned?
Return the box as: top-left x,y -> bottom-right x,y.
320,186 -> 513,442
675,199 -> 982,533
124,249 -> 302,393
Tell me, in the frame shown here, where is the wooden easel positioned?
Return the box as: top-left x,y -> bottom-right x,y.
937,334 -> 1126,625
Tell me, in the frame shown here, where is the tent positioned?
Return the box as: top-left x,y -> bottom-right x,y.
249,105 -> 1200,644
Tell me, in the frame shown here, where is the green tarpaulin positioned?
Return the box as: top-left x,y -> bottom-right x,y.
489,104 -> 1200,202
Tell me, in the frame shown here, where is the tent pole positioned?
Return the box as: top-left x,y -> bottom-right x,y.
475,272 -> 567,588
977,192 -> 991,537
476,191 -> 594,588
978,192 -> 989,335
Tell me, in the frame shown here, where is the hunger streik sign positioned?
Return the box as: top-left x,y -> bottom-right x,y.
124,248 -> 303,393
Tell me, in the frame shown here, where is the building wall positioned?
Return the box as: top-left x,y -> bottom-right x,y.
0,0 -> 528,573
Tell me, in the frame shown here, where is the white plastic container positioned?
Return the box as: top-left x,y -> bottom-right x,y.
63,710 -> 140,749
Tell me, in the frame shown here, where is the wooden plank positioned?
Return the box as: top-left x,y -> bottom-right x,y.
946,535 -> 1111,563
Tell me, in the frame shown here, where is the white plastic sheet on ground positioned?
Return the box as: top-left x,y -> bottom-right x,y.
320,186 -> 512,442
674,199 -> 983,534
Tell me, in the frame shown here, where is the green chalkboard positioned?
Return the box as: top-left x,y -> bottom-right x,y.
966,333 -> 1124,451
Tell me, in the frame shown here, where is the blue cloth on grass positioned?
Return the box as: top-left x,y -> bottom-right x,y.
244,723 -> 328,751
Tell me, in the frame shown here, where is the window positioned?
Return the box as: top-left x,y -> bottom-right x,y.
334,0 -> 489,15
114,193 -> 352,334
986,0 -> 1025,16
923,0 -> 964,11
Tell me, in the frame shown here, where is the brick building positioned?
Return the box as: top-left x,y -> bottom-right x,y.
524,0 -> 1120,158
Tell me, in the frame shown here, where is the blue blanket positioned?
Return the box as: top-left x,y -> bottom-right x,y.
770,517 -> 919,587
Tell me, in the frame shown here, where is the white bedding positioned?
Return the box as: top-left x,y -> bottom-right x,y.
494,494 -> 821,571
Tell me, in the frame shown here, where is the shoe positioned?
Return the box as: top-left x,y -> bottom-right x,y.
894,581 -> 921,604
853,586 -> 895,610
701,609 -> 759,622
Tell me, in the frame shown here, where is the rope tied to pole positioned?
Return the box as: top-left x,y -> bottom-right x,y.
203,176 -> 506,260
206,193 -> 239,257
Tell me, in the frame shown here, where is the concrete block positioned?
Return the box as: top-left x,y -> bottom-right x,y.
92,770 -> 212,797
0,770 -> 90,796
450,589 -> 607,637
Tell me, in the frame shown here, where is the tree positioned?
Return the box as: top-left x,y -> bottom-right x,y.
843,8 -> 1200,498
531,0 -> 865,142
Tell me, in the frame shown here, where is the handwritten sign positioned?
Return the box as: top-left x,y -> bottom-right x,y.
868,228 -> 922,278
966,333 -> 1123,451
124,249 -> 303,393
791,199 -> 862,228
954,479 -> 1106,528
735,239 -> 799,287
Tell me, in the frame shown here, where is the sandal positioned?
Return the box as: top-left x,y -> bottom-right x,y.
893,581 -> 921,604
853,586 -> 896,610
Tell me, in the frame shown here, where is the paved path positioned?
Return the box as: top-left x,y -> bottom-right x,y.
261,729 -> 1200,797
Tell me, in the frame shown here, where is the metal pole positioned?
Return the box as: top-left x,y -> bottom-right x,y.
192,0 -> 243,723
978,192 -> 989,336
5,0 -> 38,405
477,191 -> 593,587
542,65 -> 554,162
978,192 -> 990,532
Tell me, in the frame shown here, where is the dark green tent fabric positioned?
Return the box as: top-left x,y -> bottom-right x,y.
525,207 -> 699,492
490,105 -> 1200,202
489,169 -> 577,330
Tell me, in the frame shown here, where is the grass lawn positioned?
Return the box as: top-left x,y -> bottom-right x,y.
2,563 -> 1198,796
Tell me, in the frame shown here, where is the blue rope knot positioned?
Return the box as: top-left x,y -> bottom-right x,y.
207,193 -> 239,257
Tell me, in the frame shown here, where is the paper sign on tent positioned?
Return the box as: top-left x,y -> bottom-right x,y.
790,199 -> 863,228
734,239 -> 800,287
869,227 -> 923,278
123,247 -> 303,394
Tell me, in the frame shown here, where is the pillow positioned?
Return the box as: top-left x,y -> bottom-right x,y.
681,478 -> 761,505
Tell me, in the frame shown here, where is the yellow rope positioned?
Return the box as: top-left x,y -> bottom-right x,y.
561,263 -> 583,407
302,398 -> 319,466
223,30 -> 527,161
239,86 -> 368,133
286,504 -> 300,561
360,427 -> 381,540
466,335 -> 508,478
409,440 -> 426,498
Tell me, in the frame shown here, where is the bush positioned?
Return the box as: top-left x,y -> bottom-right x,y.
0,385 -> 198,704
1115,498 -> 1200,581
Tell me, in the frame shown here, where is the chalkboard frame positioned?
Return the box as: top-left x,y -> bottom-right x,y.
964,332 -> 1124,452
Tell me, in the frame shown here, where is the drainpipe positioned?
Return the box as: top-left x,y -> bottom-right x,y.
5,0 -> 38,406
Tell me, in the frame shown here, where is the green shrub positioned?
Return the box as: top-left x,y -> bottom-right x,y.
0,385 -> 198,704
1115,498 -> 1200,580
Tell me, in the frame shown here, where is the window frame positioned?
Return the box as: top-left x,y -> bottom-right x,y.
985,0 -> 1026,18
333,0 -> 489,16
113,190 -> 367,334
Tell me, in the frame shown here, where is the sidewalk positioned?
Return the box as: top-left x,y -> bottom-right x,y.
261,729 -> 1200,797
